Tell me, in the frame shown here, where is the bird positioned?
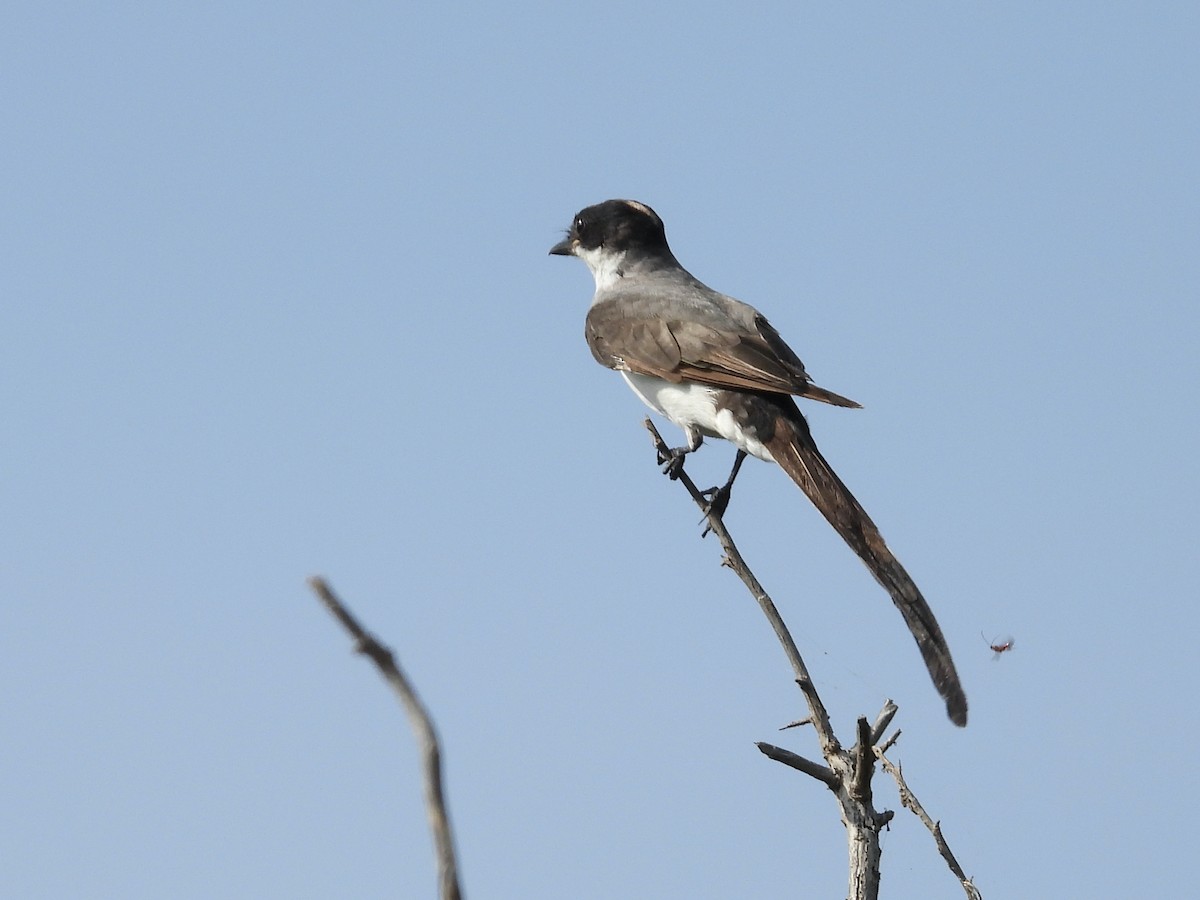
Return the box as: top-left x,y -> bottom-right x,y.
549,198 -> 967,726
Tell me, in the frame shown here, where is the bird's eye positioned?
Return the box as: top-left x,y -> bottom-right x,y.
574,216 -> 586,235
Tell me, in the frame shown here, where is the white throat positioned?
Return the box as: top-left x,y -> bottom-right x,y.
576,245 -> 627,292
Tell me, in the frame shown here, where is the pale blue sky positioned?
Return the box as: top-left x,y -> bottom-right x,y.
3,3 -> 1197,898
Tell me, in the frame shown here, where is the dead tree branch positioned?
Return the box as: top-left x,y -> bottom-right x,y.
874,748 -> 981,900
642,419 -> 841,760
755,741 -> 838,788
642,418 -> 977,899
308,576 -> 464,900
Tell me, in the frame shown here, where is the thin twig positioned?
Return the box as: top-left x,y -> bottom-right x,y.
644,419 -> 884,899
309,576 -> 464,900
879,729 -> 902,755
643,419 -> 842,760
874,748 -> 981,900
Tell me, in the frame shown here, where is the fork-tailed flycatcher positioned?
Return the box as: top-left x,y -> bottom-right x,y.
550,199 -> 967,726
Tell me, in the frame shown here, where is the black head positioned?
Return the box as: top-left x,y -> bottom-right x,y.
549,199 -> 671,258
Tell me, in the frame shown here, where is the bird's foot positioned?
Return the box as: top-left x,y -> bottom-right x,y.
657,446 -> 690,480
697,451 -> 745,537
698,483 -> 733,537
700,483 -> 733,519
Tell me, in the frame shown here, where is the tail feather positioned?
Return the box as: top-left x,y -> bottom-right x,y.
799,383 -> 862,409
766,410 -> 968,726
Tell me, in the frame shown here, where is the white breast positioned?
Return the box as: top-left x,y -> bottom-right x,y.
620,372 -> 776,462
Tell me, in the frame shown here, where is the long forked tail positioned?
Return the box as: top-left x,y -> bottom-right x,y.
765,407 -> 968,726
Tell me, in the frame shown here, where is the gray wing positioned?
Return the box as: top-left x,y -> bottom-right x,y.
585,295 -> 860,408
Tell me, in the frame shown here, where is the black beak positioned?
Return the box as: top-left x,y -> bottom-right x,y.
549,235 -> 575,256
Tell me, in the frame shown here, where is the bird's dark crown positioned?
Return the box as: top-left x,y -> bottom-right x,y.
569,199 -> 670,255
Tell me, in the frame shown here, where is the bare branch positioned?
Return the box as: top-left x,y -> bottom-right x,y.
642,418 -> 978,899
879,729 -> 902,755
309,576 -> 464,900
849,717 -> 875,806
869,700 -> 899,746
874,748 -> 981,900
755,742 -> 839,788
643,419 -> 841,760
643,419 -> 886,898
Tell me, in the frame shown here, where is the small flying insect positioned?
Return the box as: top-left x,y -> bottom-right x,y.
981,632 -> 1015,661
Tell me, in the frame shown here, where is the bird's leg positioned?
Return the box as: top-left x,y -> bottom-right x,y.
699,450 -> 747,535
657,432 -> 702,480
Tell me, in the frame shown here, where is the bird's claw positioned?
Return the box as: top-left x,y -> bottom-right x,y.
698,483 -> 732,537
700,484 -> 732,518
657,447 -> 689,480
